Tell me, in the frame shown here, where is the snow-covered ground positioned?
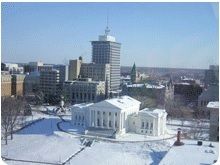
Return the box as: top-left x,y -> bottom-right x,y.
1,116 -> 82,164
1,112 -> 176,165
1,109 -> 217,165
70,140 -> 174,165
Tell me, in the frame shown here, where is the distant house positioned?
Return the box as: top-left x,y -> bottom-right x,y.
71,95 -> 167,138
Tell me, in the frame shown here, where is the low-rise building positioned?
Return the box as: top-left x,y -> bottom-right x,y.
122,83 -> 166,105
80,63 -> 110,94
207,101 -> 219,141
174,83 -> 203,105
71,96 -> 168,138
128,108 -> 167,136
64,78 -> 106,104
5,63 -> 24,74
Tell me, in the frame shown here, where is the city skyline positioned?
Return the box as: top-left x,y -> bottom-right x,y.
2,2 -> 219,69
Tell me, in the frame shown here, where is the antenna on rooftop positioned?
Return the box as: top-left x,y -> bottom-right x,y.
105,12 -> 110,35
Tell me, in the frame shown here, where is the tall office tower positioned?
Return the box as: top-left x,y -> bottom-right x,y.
40,69 -> 61,97
53,64 -> 68,83
204,65 -> 219,87
91,26 -> 121,92
68,57 -> 83,80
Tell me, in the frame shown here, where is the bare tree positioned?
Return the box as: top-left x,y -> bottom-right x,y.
1,97 -> 11,145
1,97 -> 25,144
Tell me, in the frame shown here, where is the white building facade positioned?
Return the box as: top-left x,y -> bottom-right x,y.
128,108 -> 167,136
71,96 -> 167,137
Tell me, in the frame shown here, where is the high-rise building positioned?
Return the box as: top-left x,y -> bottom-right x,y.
24,72 -> 40,95
11,74 -> 26,96
54,64 -> 68,83
40,69 -> 61,97
204,65 -> 219,87
1,74 -> 12,96
68,57 -> 83,80
91,26 -> 121,92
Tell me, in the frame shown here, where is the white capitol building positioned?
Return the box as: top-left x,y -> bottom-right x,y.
71,96 -> 167,138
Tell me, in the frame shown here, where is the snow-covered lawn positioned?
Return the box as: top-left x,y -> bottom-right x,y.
70,139 -> 175,165
2,113 -> 176,165
2,116 -> 82,164
2,112 -> 214,165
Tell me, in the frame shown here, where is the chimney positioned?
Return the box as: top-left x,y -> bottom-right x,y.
174,128 -> 184,146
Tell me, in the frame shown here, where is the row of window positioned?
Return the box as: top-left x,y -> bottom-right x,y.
141,121 -> 153,130
72,93 -> 95,100
97,111 -> 117,117
75,115 -> 85,121
97,119 -> 117,128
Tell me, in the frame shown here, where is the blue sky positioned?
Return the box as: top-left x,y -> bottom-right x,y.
2,2 -> 219,69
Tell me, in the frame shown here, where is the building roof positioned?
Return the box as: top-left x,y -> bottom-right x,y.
71,103 -> 94,109
145,83 -> 165,89
126,83 -> 165,89
105,95 -> 141,110
138,108 -> 167,118
89,95 -> 140,111
126,84 -> 145,88
207,101 -> 219,109
159,140 -> 219,165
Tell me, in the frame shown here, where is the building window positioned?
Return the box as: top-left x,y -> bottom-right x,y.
79,116 -> 81,121
109,120 -> 112,127
146,122 -> 149,129
75,115 -> 77,120
97,119 -> 100,126
115,113 -> 117,116
97,111 -> 100,115
150,123 -> 153,129
133,121 -> 135,125
109,112 -> 111,116
103,112 -> 105,115
103,120 -> 106,126
141,122 -> 144,129
115,121 -> 117,127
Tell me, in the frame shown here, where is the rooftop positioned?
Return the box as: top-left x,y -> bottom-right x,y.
159,139 -> 219,165
126,83 -> 165,89
207,101 -> 219,109
71,103 -> 94,109
139,108 -> 167,118
105,95 -> 141,110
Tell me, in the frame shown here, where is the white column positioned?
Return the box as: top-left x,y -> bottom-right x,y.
94,110 -> 97,127
120,113 -> 122,130
107,111 -> 109,129
100,111 -> 103,128
113,113 -> 115,130
89,110 -> 91,127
